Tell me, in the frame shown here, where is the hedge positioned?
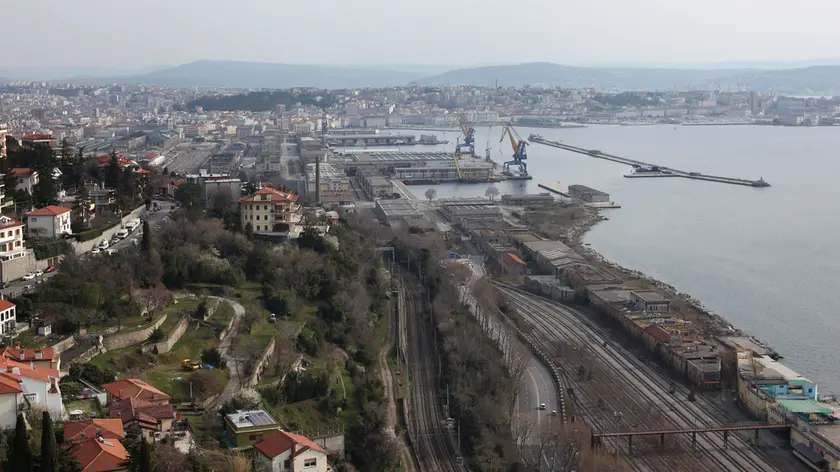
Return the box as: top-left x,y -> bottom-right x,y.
75,228 -> 104,242
29,239 -> 72,260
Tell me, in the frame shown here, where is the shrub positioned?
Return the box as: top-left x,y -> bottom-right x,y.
147,328 -> 165,343
75,228 -> 103,242
200,347 -> 226,369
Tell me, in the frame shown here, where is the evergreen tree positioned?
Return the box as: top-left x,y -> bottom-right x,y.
40,410 -> 59,472
33,146 -> 58,207
8,413 -> 32,472
141,220 -> 152,253
244,222 -> 254,240
137,439 -> 151,472
60,138 -> 73,161
105,150 -> 122,189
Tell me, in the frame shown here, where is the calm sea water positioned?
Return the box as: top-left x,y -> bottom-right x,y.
397,124 -> 840,393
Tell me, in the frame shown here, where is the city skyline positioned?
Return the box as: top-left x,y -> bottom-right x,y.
8,0 -> 840,69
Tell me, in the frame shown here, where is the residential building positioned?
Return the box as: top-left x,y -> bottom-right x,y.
85,183 -> 116,216
0,373 -> 23,429
0,124 -> 7,159
64,419 -> 126,442
21,134 -> 57,150
254,430 -> 331,472
109,397 -> 175,441
224,409 -> 281,449
102,378 -> 174,440
9,168 -> 38,195
0,216 -> 25,261
0,343 -> 59,370
102,378 -> 171,405
0,355 -> 64,418
25,205 -> 72,238
0,300 -> 15,336
237,187 -> 301,236
66,436 -> 129,472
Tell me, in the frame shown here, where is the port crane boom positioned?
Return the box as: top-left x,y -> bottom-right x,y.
500,125 -> 528,174
456,115 -> 476,157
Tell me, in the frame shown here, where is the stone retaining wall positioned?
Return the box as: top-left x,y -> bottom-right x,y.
102,314 -> 168,351
141,315 -> 189,354
246,336 -> 276,387
50,336 -> 76,354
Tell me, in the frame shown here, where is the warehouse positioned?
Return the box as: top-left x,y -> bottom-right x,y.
568,184 -> 610,203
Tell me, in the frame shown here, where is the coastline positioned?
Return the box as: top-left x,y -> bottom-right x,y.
564,207 -> 778,355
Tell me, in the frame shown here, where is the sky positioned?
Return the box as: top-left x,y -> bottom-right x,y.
8,0 -> 840,69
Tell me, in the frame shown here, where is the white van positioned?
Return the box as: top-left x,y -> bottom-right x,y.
98,239 -> 109,250
116,229 -> 129,239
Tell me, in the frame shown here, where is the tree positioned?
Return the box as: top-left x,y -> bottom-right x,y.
8,413 -> 32,472
174,182 -> 202,207
141,220 -> 152,253
424,188 -> 437,202
484,185 -> 500,202
40,410 -> 59,472
34,147 -> 59,207
201,347 -> 226,369
244,222 -> 254,240
131,439 -> 152,472
105,150 -> 122,189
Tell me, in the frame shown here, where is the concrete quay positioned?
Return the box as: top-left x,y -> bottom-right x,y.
529,135 -> 771,188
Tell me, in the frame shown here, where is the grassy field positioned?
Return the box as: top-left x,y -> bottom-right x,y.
158,298 -> 201,334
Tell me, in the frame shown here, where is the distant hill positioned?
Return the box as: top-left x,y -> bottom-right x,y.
69,60 -> 419,89
416,62 -> 840,95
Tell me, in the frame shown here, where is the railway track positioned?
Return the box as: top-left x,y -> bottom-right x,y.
400,273 -> 462,472
497,284 -> 781,472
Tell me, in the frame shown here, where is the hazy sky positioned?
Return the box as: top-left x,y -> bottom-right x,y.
9,0 -> 840,68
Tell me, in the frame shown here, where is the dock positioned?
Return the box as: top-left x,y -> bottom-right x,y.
538,183 -> 622,208
529,136 -> 770,188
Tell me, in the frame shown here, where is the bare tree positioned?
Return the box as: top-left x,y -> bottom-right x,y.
424,188 -> 437,202
485,185 -> 500,201
135,284 -> 171,320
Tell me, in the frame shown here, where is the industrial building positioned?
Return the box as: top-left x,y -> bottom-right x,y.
392,160 -> 495,183
359,174 -> 394,199
500,193 -> 555,206
438,197 -> 502,223
304,162 -> 351,204
374,200 -> 429,229
568,184 -> 610,203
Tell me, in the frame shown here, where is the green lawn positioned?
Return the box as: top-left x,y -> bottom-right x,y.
210,301 -> 234,330
271,400 -> 343,434
158,298 -> 200,335
87,345 -> 139,371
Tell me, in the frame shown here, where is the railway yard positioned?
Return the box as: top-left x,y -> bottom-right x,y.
494,283 -> 808,472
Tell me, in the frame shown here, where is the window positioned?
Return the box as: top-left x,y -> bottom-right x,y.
256,215 -> 260,220
304,458 -> 317,468
284,459 -> 291,470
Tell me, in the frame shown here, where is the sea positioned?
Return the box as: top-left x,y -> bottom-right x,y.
372,124 -> 840,393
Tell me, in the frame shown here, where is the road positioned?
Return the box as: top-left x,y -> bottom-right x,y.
399,271 -> 462,472
1,200 -> 173,300
497,285 -> 794,472
210,297 -> 245,409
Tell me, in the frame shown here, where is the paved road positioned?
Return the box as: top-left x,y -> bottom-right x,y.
210,297 -> 245,409
1,201 -> 173,299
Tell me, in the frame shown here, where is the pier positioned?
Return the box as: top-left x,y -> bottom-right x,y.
529,136 -> 770,188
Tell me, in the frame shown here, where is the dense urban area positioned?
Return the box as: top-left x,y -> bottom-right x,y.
0,78 -> 835,472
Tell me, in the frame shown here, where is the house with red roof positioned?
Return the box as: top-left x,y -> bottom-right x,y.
254,430 -> 331,472
65,436 -> 129,472
0,215 -> 26,261
237,187 -> 301,237
64,419 -> 126,443
9,167 -> 39,195
0,371 -> 23,429
0,342 -> 60,370
102,379 -> 174,441
0,299 -> 16,336
21,134 -> 56,150
0,354 -> 65,420
25,205 -> 72,238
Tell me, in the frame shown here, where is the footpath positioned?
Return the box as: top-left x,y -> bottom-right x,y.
209,298 -> 245,409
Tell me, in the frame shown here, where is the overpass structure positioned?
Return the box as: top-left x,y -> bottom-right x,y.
592,422 -> 791,452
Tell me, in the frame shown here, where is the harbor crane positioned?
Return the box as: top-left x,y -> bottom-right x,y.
456,114 -> 476,157
500,124 -> 528,174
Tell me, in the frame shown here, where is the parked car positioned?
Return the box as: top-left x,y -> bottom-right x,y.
22,273 -> 36,281
98,239 -> 109,250
91,248 -> 101,255
34,270 -> 44,277
45,266 -> 56,273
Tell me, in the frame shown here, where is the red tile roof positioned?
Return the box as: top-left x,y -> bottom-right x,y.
22,134 -> 54,141
0,299 -> 14,312
0,357 -> 59,383
9,167 -> 35,178
0,373 -> 22,394
109,397 -> 175,426
102,379 -> 170,403
0,346 -> 55,362
66,437 -> 129,472
502,253 -> 525,265
96,155 -> 135,169
0,216 -> 24,230
64,419 -> 126,442
254,430 -> 326,459
26,205 -> 71,217
237,187 -> 299,204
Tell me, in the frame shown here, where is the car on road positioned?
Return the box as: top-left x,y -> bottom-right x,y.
551,410 -> 557,417
98,239 -> 109,250
91,248 -> 101,255
45,266 -> 56,273
22,273 -> 36,281
34,270 -> 43,277
539,403 -> 546,411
